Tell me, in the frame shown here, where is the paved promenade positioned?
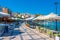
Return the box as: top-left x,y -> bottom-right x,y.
0,23 -> 54,40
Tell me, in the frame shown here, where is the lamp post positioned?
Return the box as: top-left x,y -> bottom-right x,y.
54,2 -> 58,31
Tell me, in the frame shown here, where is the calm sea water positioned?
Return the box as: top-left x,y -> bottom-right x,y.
27,21 -> 60,31
43,21 -> 60,31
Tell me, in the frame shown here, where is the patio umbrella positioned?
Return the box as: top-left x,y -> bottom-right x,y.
33,12 -> 60,31
33,12 -> 60,21
33,15 -> 45,20
25,17 -> 35,20
45,12 -> 60,21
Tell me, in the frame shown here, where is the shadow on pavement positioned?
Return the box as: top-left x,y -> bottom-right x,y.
1,30 -> 24,37
15,25 -> 20,28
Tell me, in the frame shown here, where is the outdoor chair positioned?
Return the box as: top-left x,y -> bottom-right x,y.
8,24 -> 15,35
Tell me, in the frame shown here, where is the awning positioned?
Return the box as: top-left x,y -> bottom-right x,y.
0,12 -> 10,17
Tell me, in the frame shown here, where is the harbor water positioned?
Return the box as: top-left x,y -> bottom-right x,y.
44,21 -> 60,31
38,21 -> 60,31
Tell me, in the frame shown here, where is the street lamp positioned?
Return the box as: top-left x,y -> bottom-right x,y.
54,2 -> 58,31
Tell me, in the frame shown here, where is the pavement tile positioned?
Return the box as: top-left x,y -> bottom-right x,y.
1,23 -> 54,40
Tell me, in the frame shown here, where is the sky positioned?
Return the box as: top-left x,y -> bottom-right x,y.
0,0 -> 60,15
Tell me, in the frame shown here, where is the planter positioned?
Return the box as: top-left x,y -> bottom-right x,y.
43,28 -> 47,33
55,36 -> 60,40
40,28 -> 44,33
47,31 -> 52,38
54,34 -> 60,40
36,26 -> 39,31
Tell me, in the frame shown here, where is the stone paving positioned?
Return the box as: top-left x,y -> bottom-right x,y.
0,23 -> 54,40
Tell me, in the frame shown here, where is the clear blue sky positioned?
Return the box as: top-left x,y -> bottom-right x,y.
0,0 -> 60,15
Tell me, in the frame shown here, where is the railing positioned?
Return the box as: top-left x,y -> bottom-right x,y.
27,21 -> 60,40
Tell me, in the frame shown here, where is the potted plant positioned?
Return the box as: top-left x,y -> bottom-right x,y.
40,27 -> 44,33
54,34 -> 60,40
44,28 -> 47,33
47,30 -> 52,38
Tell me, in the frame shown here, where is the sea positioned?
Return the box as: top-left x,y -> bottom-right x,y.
45,21 -> 60,31
27,20 -> 60,31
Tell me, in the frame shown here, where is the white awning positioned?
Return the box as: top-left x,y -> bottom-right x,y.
0,12 -> 10,17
